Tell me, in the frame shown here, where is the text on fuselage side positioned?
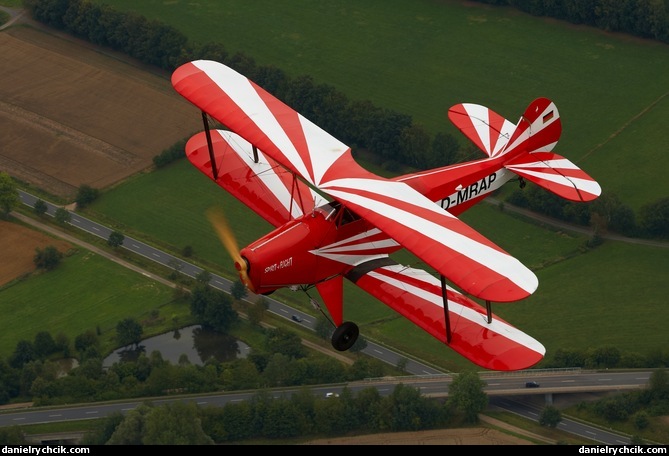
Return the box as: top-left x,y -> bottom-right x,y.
439,172 -> 500,210
265,257 -> 293,274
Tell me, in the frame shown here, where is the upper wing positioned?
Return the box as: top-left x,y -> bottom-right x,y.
346,259 -> 545,371
320,175 -> 538,302
185,129 -> 326,227
172,60 -> 537,302
172,60 -> 350,188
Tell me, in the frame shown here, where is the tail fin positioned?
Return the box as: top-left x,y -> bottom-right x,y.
448,97 -> 562,158
502,98 -> 601,202
449,98 -> 601,202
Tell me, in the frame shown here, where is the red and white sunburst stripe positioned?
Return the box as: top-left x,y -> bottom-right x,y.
311,228 -> 399,265
447,103 -> 515,158
185,130 -> 326,227
172,60 -> 350,189
174,60 -> 539,302
321,176 -> 538,302
502,97 -> 561,157
355,264 -> 545,371
505,152 -> 602,202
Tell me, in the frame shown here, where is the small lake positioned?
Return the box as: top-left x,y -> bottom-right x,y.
103,325 -> 250,367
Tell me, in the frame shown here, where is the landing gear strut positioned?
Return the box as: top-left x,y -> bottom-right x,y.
303,288 -> 359,351
331,321 -> 359,351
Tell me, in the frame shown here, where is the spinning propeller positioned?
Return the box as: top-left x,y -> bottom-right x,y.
206,207 -> 255,293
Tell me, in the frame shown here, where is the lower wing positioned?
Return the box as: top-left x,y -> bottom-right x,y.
185,129 -> 326,227
346,259 -> 545,371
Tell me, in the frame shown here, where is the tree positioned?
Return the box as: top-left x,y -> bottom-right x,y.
398,123 -> 431,167
79,412 -> 124,445
9,340 -> 35,369
632,411 -> 649,430
33,331 -> 57,358
116,318 -> 143,348
539,405 -> 562,428
247,296 -> 269,326
0,426 -> 27,444
195,270 -> 212,285
75,184 -> 100,209
0,171 -> 19,217
107,230 -> 125,248
33,245 -> 63,270
33,199 -> 48,217
447,370 -> 488,424
182,245 -> 193,257
265,327 -> 306,359
648,368 -> 669,400
143,401 -> 214,444
189,285 -> 238,333
230,280 -> 248,301
315,315 -> 333,341
74,330 -> 99,354
107,402 -> 152,444
639,196 -> 669,238
54,207 -> 71,225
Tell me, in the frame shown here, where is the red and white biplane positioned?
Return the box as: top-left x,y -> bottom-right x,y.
171,60 -> 601,371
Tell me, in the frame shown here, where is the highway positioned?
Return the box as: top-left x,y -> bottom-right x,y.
0,370 -> 652,444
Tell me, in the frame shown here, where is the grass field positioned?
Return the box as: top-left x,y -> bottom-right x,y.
2,1 -> 668,372
0,247 -> 184,357
95,0 -> 669,212
85,159 -> 669,372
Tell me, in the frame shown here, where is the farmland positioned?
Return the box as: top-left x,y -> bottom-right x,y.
1,1 -> 668,374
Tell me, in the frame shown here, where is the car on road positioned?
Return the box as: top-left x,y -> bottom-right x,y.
525,381 -> 540,388
291,315 -> 303,322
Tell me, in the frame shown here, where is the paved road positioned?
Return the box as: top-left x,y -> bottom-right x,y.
1,370 -> 652,444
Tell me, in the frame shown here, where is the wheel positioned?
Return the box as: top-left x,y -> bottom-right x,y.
331,321 -> 359,351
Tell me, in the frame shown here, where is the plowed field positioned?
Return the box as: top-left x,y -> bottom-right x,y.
0,25 -> 201,200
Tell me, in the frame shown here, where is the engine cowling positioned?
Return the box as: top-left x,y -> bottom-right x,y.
239,208 -> 344,295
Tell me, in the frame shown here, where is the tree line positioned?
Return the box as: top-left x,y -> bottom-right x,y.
472,0 -> 669,44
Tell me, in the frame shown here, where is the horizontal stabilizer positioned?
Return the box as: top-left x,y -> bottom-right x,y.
348,261 -> 545,371
505,152 -> 602,202
448,103 -> 515,158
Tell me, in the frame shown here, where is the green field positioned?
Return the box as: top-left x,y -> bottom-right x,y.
95,0 -> 669,212
85,159 -> 669,372
2,1 -> 668,373
0,249 -> 185,357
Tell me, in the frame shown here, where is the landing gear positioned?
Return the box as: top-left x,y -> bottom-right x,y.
331,321 -> 359,351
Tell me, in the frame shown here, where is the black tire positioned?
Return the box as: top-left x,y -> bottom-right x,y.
331,321 -> 359,351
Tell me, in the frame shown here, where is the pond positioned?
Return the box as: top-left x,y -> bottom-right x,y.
103,325 -> 250,367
